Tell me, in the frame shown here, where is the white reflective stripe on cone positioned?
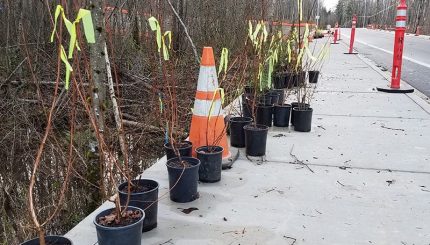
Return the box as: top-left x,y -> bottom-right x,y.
397,9 -> 407,17
193,99 -> 223,117
396,21 -> 406,28
197,66 -> 219,92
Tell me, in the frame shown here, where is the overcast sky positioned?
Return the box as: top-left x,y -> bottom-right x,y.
323,0 -> 339,10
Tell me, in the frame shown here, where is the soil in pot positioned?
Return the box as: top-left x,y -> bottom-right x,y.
229,117 -> 253,148
273,104 -> 292,127
291,102 -> 310,126
244,124 -> 269,156
20,236 -> 72,245
196,146 -> 223,183
94,206 -> 144,245
256,104 -> 274,127
164,141 -> 192,160
293,107 -> 314,132
118,179 -> 159,232
309,71 -> 320,84
166,157 -> 200,203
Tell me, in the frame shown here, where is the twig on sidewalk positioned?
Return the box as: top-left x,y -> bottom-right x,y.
380,125 -> 405,131
289,145 -> 314,173
283,236 -> 297,245
337,180 -> 345,187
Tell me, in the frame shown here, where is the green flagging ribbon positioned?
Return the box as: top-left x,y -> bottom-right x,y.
50,5 -> 95,90
208,88 -> 225,118
148,17 -> 172,61
218,48 -> 229,76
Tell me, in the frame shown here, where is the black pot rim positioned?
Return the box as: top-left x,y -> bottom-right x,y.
292,107 -> 313,112
20,236 -> 72,245
195,146 -> 224,155
93,206 -> 145,231
117,179 -> 159,196
275,104 -> 292,108
230,116 -> 253,123
291,102 -> 310,106
166,157 -> 201,170
244,124 -> 269,131
163,141 -> 192,150
257,104 -> 275,108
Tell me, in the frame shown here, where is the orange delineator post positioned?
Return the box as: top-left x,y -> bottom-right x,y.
189,47 -> 231,159
376,0 -> 414,94
345,15 -> 358,54
332,25 -> 338,44
391,0 -> 407,89
415,26 -> 421,36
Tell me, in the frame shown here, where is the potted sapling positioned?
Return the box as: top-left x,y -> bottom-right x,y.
148,17 -> 200,203
242,21 -> 280,156
292,23 -> 330,131
194,48 -> 234,183
22,6 -> 95,245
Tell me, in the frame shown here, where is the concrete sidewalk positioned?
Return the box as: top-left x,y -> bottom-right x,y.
66,39 -> 430,245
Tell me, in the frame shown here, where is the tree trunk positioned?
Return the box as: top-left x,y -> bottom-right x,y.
88,0 -> 107,132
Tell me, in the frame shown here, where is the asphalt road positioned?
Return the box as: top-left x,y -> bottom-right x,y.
340,28 -> 430,97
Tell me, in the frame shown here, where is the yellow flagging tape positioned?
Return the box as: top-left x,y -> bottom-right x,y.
148,17 -> 171,61
60,45 -> 73,90
208,88 -> 225,118
218,48 -> 229,76
50,5 -> 95,90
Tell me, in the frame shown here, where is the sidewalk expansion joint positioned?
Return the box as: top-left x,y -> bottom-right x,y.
314,113 -> 430,120
267,160 -> 430,175
316,90 -> 378,94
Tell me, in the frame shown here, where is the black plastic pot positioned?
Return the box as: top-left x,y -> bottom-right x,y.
291,102 -> 310,126
94,206 -> 144,245
285,73 -> 295,88
166,157 -> 200,203
309,71 -> 320,84
118,179 -> 159,232
293,107 -> 314,132
224,115 -> 231,135
272,89 -> 284,105
242,101 -> 253,118
244,85 -> 254,94
296,71 -> 306,87
268,91 -> 280,105
258,92 -> 272,105
20,236 -> 72,245
196,146 -> 223,183
273,104 -> 292,127
229,117 -> 253,148
244,124 -> 269,156
256,104 -> 274,127
164,141 -> 192,160
273,73 -> 286,89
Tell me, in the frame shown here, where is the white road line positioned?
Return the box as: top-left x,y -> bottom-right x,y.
341,33 -> 430,69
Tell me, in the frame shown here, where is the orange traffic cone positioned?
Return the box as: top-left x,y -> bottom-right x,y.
189,47 -> 231,159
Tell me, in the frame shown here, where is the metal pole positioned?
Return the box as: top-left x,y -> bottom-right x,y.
316,0 -> 320,27
363,0 -> 367,28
